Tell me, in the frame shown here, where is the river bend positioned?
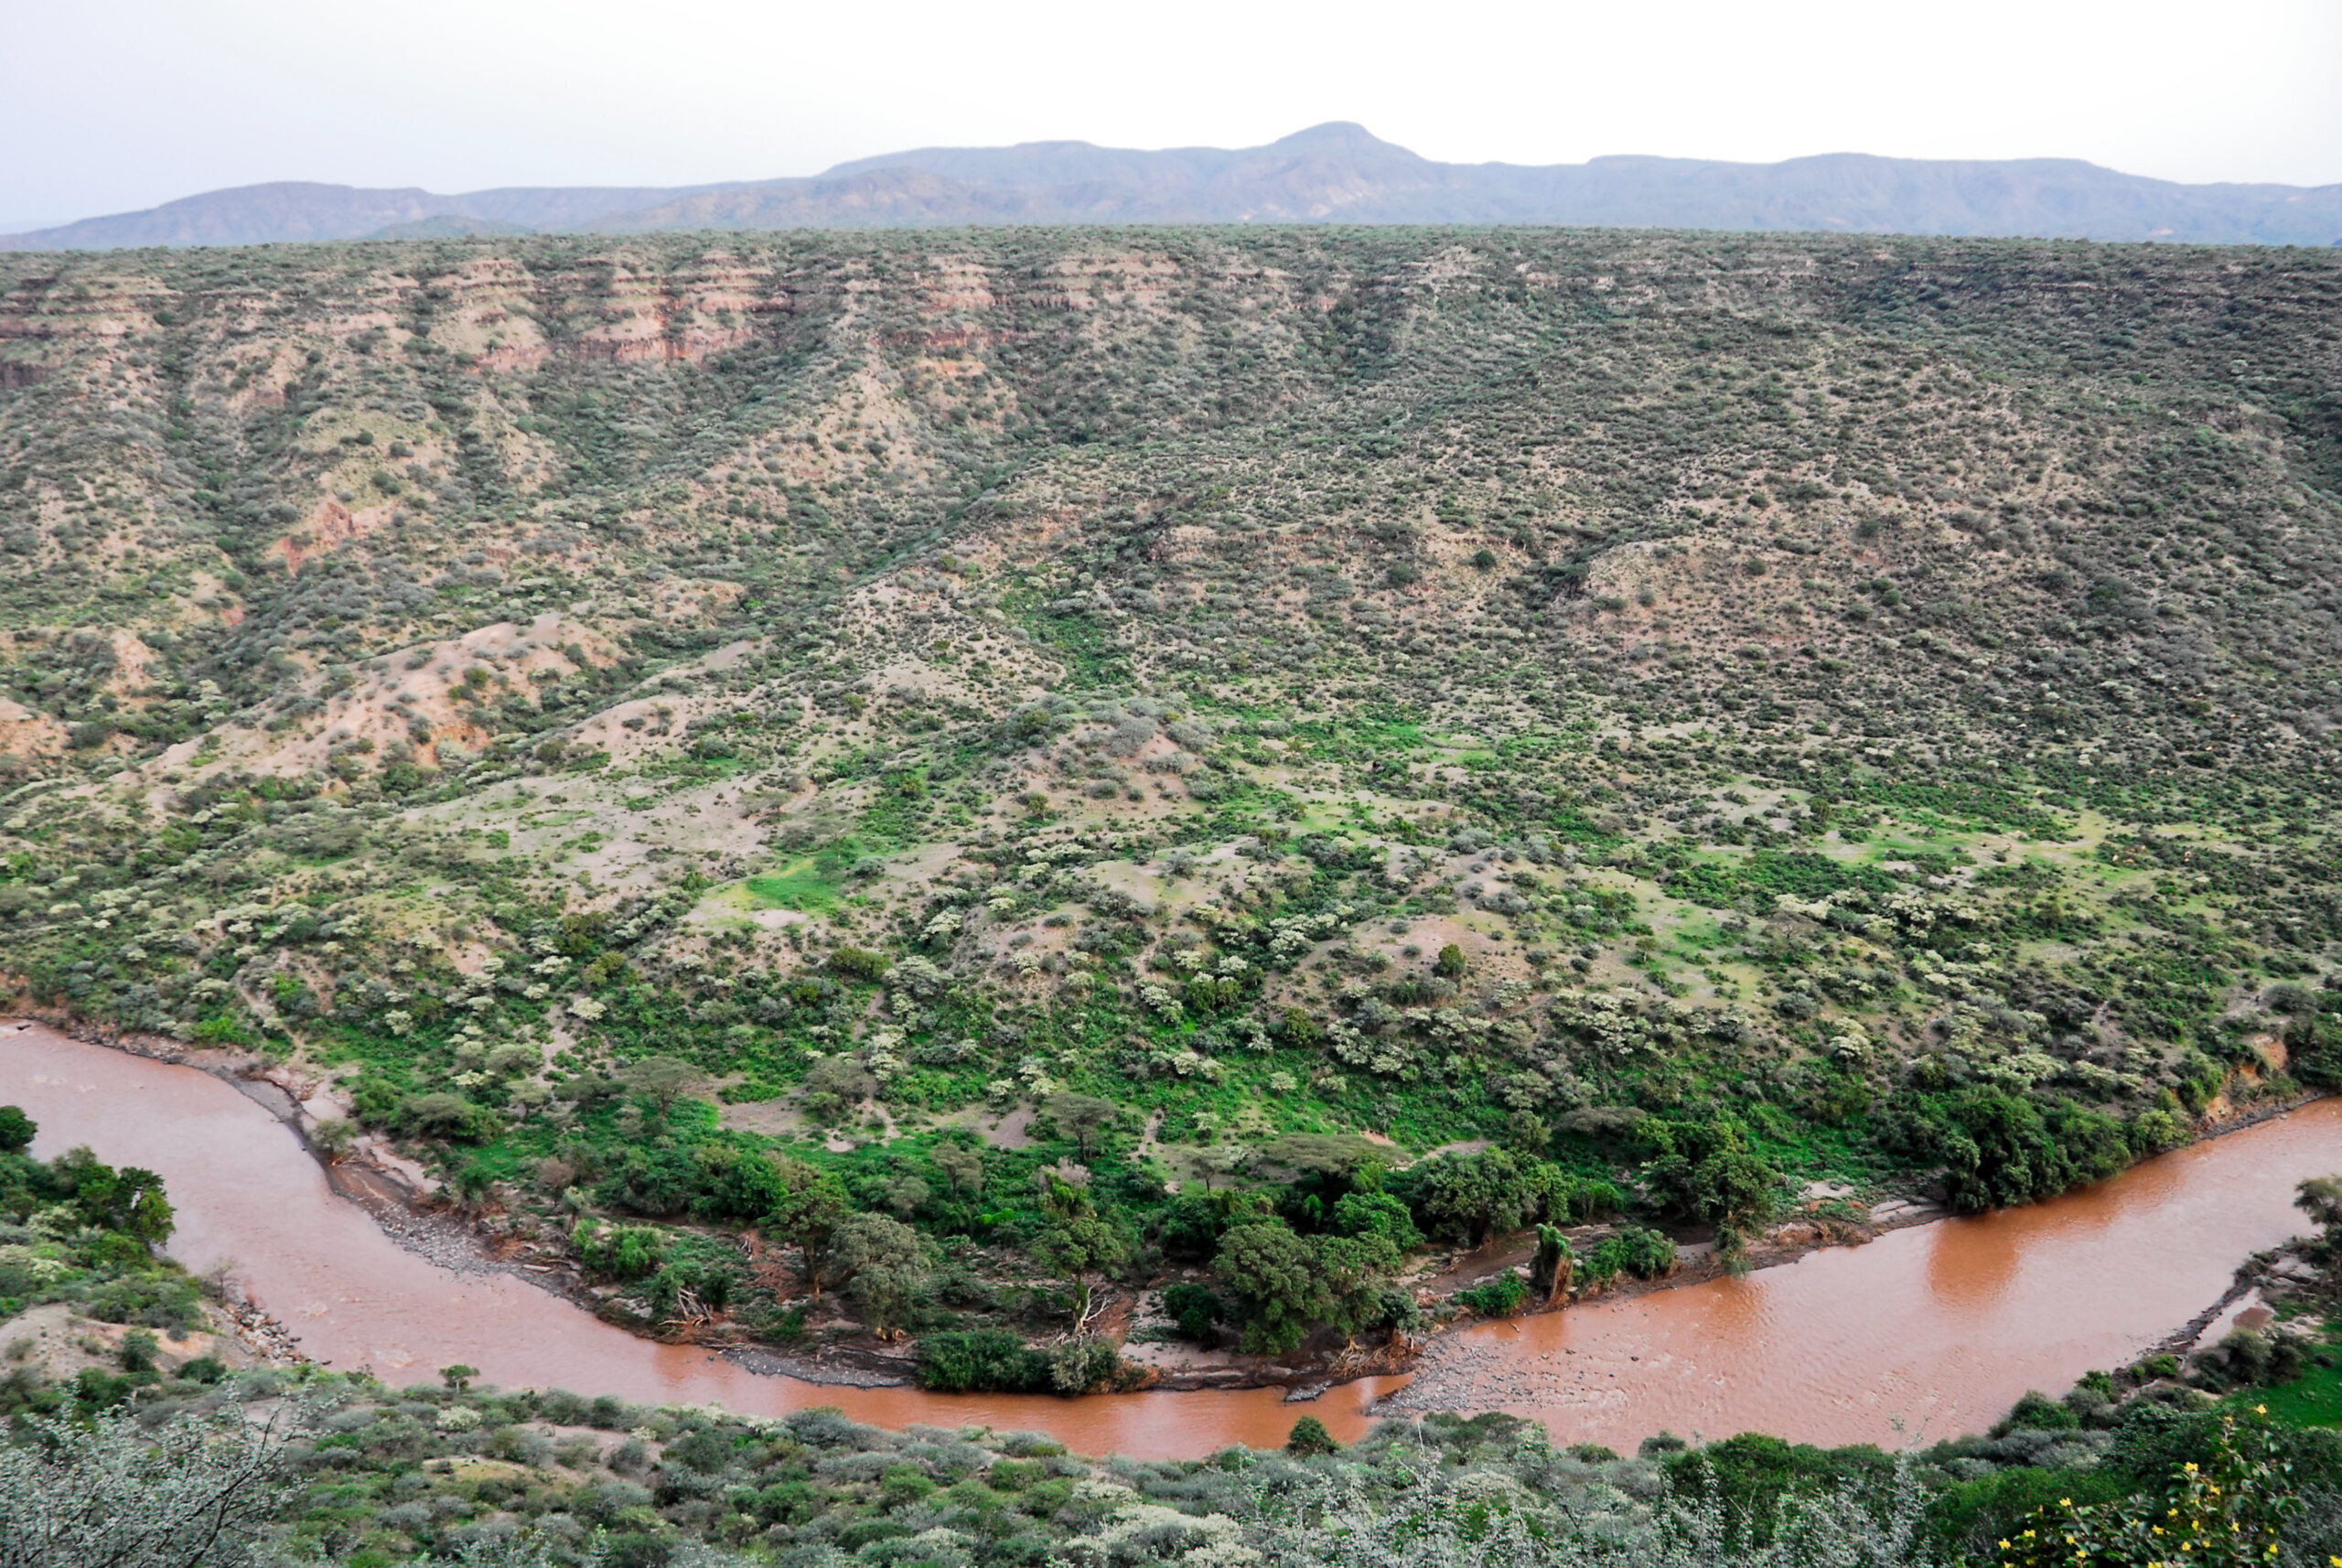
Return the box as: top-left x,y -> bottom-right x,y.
4,1020 -> 2333,1457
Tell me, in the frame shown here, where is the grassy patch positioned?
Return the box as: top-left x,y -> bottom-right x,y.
746,857 -> 844,914
2227,1318 -> 2342,1428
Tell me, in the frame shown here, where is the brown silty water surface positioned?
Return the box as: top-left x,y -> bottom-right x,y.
1392,1091 -> 2339,1448
3,1019 -> 2335,1457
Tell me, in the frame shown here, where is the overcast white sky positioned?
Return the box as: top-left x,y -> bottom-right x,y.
5,0 -> 2337,226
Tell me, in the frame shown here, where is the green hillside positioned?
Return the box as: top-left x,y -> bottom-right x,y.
0,227 -> 2338,1367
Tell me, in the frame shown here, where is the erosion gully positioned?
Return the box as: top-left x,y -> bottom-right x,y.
4,1019 -> 2334,1459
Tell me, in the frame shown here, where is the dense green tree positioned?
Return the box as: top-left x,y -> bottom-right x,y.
1212,1215 -> 1330,1354
1399,1147 -> 1543,1247
1896,1090 -> 2129,1212
1311,1230 -> 1404,1341
762,1158 -> 853,1302
1161,1282 -> 1226,1342
1031,1213 -> 1131,1327
1285,1415 -> 1340,1455
53,1149 -> 176,1251
1638,1117 -> 1783,1249
694,1145 -> 788,1222
826,1211 -> 929,1333
1331,1188 -> 1422,1251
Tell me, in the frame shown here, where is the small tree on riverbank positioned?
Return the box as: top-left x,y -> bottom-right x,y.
762,1157 -> 851,1302
1034,1212 -> 1130,1329
1531,1223 -> 1574,1306
827,1211 -> 929,1333
2297,1174 -> 2342,1297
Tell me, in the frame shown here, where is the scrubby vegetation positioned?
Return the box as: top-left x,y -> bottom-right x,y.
0,227 -> 2337,1365
9,1369 -> 2342,1568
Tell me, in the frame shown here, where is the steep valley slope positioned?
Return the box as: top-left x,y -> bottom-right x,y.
0,227 -> 2338,1370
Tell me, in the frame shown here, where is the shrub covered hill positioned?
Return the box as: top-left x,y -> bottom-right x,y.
0,228 -> 2338,1371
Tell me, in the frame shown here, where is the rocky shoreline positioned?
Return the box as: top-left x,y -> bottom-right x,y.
719,1344 -> 917,1389
220,1294 -> 308,1365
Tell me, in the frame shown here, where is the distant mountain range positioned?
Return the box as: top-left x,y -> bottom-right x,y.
7,123 -> 2340,250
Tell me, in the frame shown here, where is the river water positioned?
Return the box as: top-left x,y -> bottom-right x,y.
3,1019 -> 2335,1458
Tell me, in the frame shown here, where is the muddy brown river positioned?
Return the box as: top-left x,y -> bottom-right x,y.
3,1019 -> 2335,1458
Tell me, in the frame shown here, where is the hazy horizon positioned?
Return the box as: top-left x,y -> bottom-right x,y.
16,127 -> 2342,238
10,0 -> 2337,227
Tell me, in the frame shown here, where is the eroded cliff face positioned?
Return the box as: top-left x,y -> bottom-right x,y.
3,231 -> 2334,757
